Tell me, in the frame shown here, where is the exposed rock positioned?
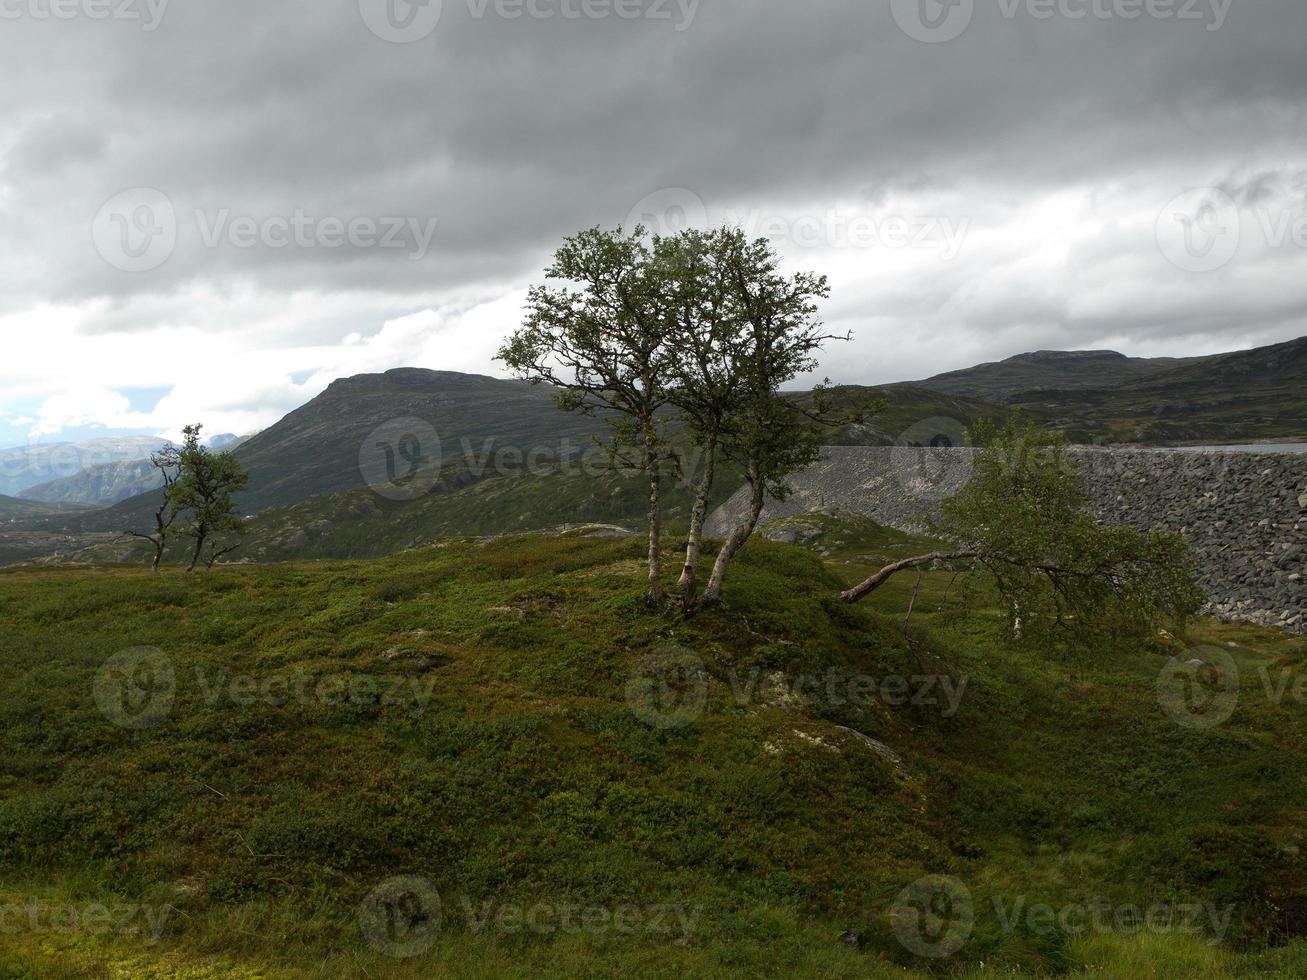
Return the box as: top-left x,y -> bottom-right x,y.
707,446 -> 1307,634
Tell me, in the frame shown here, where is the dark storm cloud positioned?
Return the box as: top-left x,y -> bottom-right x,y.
1,0 -> 1305,381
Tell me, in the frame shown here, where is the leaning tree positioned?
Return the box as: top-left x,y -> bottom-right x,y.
840,419 -> 1203,644
697,235 -> 847,606
125,442 -> 184,575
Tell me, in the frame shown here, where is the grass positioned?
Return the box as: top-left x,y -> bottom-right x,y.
0,524 -> 1304,977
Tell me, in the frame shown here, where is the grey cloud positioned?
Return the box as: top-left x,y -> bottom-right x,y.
0,0 -> 1304,382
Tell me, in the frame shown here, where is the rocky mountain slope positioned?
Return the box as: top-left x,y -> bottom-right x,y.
18,457 -> 162,506
0,435 -> 168,497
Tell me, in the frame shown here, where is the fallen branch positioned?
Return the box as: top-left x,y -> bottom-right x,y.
840,551 -> 980,604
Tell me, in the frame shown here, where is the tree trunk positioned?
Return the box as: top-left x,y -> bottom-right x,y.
647,457 -> 664,605
839,550 -> 981,604
702,461 -> 764,605
187,531 -> 206,573
151,543 -> 163,576
677,432 -> 717,607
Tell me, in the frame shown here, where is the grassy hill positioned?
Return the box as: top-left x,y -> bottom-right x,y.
9,379 -> 1008,565
59,370 -> 613,536
0,525 -> 1304,977
0,495 -> 96,523
1015,336 -> 1307,444
913,350 -> 1201,403
912,337 -> 1307,445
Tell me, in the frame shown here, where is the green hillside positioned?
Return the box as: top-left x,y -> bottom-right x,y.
0,527 -> 1304,977
1016,336 -> 1307,444
913,350 -> 1200,403
9,379 -> 1007,564
0,495 -> 96,522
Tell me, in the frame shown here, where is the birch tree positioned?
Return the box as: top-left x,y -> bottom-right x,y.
498,227 -> 676,604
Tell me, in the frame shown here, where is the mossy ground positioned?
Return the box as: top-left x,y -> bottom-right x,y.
0,525 -> 1304,977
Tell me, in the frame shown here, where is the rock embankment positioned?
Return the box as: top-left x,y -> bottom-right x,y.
704,446 -> 1307,633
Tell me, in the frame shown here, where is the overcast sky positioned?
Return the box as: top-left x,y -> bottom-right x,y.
1,0 -> 1305,446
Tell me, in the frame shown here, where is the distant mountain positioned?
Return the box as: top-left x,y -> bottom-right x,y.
913,349 -> 1201,403
17,371 -> 1008,554
0,436 -> 170,497
910,337 -> 1307,444
1014,335 -> 1307,444
0,495 -> 95,523
18,457 -> 164,506
60,370 -> 614,534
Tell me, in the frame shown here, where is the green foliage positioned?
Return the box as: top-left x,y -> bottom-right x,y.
0,532 -> 1302,976
169,424 -> 251,570
936,417 -> 1205,645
